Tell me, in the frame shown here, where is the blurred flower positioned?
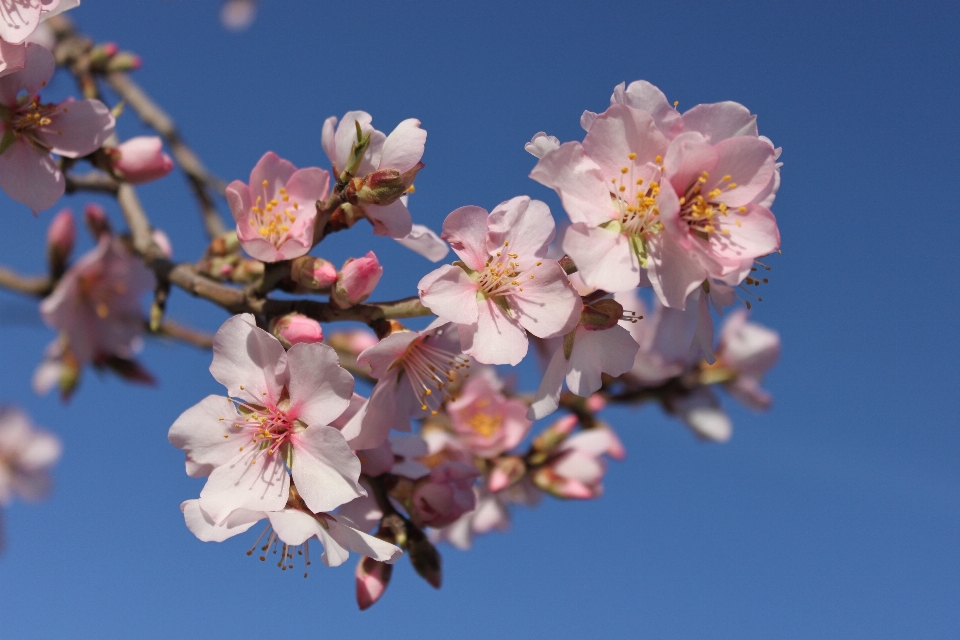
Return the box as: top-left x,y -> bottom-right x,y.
409,461 -> 479,529
0,407 -> 61,508
447,368 -> 531,458
111,136 -> 174,184
220,0 -> 257,32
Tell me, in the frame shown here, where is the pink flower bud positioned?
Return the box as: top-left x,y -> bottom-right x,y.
46,208 -> 75,275
112,137 -> 174,184
270,313 -> 323,349
332,251 -> 382,308
289,256 -> 337,290
487,455 -> 526,493
104,52 -> 142,72
409,461 -> 479,528
355,556 -> 393,611
83,204 -> 111,239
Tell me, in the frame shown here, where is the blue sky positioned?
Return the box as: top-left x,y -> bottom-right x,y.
0,1 -> 958,638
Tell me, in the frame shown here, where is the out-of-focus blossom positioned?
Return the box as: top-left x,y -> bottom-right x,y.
356,555 -> 392,610
151,228 -> 173,258
168,314 -> 365,523
666,387 -> 732,442
32,336 -> 79,398
393,222 -> 449,262
0,44 -> 114,212
181,499 -> 400,570
418,196 -> 581,365
0,407 -> 61,508
45,207 -> 74,274
409,461 -> 479,529
39,235 -> 154,365
533,424 -> 624,499
327,328 -> 379,358
226,151 -> 329,262
321,111 -> 425,240
712,309 -> 780,410
270,313 -> 323,349
290,255 -> 337,290
220,0 -> 257,32
111,136 -> 174,184
348,323 -> 468,450
447,368 -> 531,457
355,433 -> 430,480
0,1 -> 79,77
331,251 -> 382,308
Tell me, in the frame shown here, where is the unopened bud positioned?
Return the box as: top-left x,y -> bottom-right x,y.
580,298 -> 623,331
104,52 -> 142,73
46,208 -> 75,276
88,42 -> 119,68
112,136 -> 174,184
348,169 -> 406,206
290,256 -> 337,290
406,526 -> 442,589
231,259 -> 264,284
487,455 -> 526,493
332,251 -> 382,308
83,204 -> 111,239
270,313 -> 323,349
531,466 -> 595,500
207,231 -> 239,257
531,414 -> 578,453
355,556 -> 393,610
152,229 -> 173,258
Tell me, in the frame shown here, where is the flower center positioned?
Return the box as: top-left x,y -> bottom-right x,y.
248,180 -> 300,248
398,335 -> 470,416
678,171 -> 746,240
225,396 -> 296,461
609,153 -> 665,239
467,410 -> 502,438
5,97 -> 61,150
473,241 -> 542,299
77,269 -> 127,320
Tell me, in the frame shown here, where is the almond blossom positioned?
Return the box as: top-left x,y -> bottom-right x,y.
710,309 -> 780,410
39,234 -> 155,366
226,151 -> 329,262
321,111 -> 425,239
168,314 -> 366,523
0,1 -> 78,77
0,407 -> 61,508
447,368 -> 532,457
408,461 -> 480,529
532,424 -> 624,499
0,43 -> 114,212
418,196 -> 582,365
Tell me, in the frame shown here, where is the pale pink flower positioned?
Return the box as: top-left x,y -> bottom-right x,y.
168,314 -> 365,523
524,131 -> 560,159
331,251 -> 382,308
348,323 -> 469,450
181,499 -> 400,570
0,1 -> 78,77
111,136 -> 174,184
220,0 -> 257,32
270,313 -> 323,348
39,235 -> 155,365
409,461 -> 479,529
226,151 -> 329,262
0,44 -> 114,212
447,368 -> 531,457
715,309 -> 780,410
418,196 -> 582,365
0,407 -> 61,507
321,111 -> 425,239
431,486 -> 510,550
529,300 -> 640,420
393,221 -> 449,262
533,425 -> 624,499
666,387 -> 732,442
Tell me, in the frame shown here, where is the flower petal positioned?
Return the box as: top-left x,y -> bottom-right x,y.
286,342 -> 353,428
0,139 -> 63,212
209,314 -> 286,404
199,451 -> 289,524
459,299 -> 528,365
37,98 -> 114,158
440,205 -> 490,271
378,118 -> 425,173
292,425 -> 364,514
182,500 -> 263,543
418,264 -> 480,325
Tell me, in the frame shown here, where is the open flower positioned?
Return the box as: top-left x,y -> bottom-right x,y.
418,196 -> 582,365
712,309 -> 780,410
226,151 -> 329,262
0,1 -> 78,77
168,314 -> 365,523
0,44 -> 114,212
0,407 -> 61,508
447,368 -> 531,458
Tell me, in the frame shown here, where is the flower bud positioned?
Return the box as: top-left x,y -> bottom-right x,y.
88,42 -> 119,68
580,298 -> 623,331
289,256 -> 338,290
46,209 -> 75,276
231,259 -> 264,284
487,455 -> 526,493
349,169 -> 407,206
531,465 -> 595,500
270,313 -> 323,349
406,525 -> 442,589
83,204 -> 111,239
356,556 -> 393,610
104,52 -> 142,72
331,251 -> 382,308
207,231 -> 240,257
112,136 -> 174,184
409,461 -> 479,529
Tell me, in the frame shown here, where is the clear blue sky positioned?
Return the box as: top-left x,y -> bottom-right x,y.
0,1 -> 958,638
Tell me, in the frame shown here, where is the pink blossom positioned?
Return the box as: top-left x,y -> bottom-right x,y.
431,486 -> 511,550
715,309 -> 780,410
409,461 -> 479,529
0,1 -> 78,77
331,251 -> 382,308
533,425 -> 624,499
46,207 -> 74,273
168,314 -> 365,523
666,387 -> 732,442
39,235 -> 155,365
0,407 -> 61,507
270,313 -> 323,348
529,299 -> 640,420
226,151 -> 329,262
393,221 -> 449,262
354,433 -> 430,480
348,323 -> 469,450
447,368 -> 531,457
111,136 -> 174,184
290,256 -> 337,290
0,44 -> 114,212
321,111 -> 425,239
418,196 -> 582,365
356,556 -> 392,610
181,500 -> 400,570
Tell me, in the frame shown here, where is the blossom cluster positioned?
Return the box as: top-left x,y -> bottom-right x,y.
0,5 -> 784,613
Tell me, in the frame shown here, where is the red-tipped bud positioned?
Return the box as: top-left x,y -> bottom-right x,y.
580,298 -> 624,331
531,466 -> 596,500
355,557 -> 393,610
88,42 -> 119,67
270,313 -> 323,349
112,136 -> 174,184
332,251 -> 382,308
104,52 -> 142,72
152,229 -> 173,258
290,256 -> 337,290
83,204 -> 111,239
46,208 -> 75,276
487,456 -> 526,493
531,414 -> 578,453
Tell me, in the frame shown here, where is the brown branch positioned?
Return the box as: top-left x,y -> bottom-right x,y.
65,171 -> 120,195
152,319 -> 214,350
0,267 -> 51,297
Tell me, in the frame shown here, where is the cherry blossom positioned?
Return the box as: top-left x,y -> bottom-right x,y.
0,407 -> 61,508
226,151 -> 329,262
533,424 -> 624,499
39,235 -> 155,366
0,44 -> 114,212
447,368 -> 532,457
168,314 -> 365,523
418,196 -> 582,365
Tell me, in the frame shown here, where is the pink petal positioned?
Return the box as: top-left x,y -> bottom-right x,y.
646,233 -> 706,309
199,451 -> 289,523
440,205 -> 491,271
566,324 -> 639,396
562,223 -> 640,293
249,151 -> 295,190
321,115 -> 339,170
393,224 -> 449,262
357,331 -> 418,379
363,198 -> 413,238
209,314 -> 287,404
418,264 -> 480,325
0,139 -> 63,212
267,508 -> 323,546
286,342 -> 353,427
510,262 -> 582,339
582,104 -> 668,178
528,344 -> 568,420
0,40 -> 26,77
378,118 -> 425,173
486,196 -> 555,264
292,425 -> 365,514
168,395 -> 246,471
679,102 -> 758,142
663,131 -> 718,198
330,392 -> 366,442
325,515 -> 402,564
612,80 -> 681,135
38,98 -> 114,157
529,142 -> 614,226
708,137 -> 776,207
182,500 -> 263,543
0,43 -> 52,103
460,299 -> 528,365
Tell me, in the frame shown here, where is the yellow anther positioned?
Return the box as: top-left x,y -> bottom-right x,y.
618,185 -> 626,192
279,187 -> 287,194
621,167 -> 629,174
738,206 -> 747,213
721,229 -> 731,235
628,152 -> 637,160
282,195 -> 289,202
261,180 -> 268,188
727,183 -> 738,189
735,220 -> 742,227
722,175 -> 732,181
